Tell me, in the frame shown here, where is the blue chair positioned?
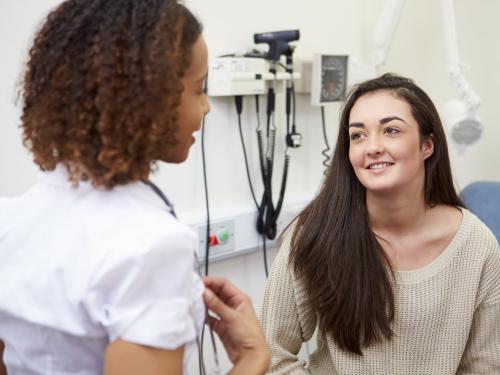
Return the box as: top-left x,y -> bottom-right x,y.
460,181 -> 500,242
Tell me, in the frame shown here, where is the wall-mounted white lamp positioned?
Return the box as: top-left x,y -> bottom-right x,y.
440,0 -> 483,154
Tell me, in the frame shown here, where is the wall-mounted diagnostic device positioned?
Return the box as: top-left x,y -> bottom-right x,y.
207,57 -> 301,97
203,29 -> 304,277
311,54 -> 348,106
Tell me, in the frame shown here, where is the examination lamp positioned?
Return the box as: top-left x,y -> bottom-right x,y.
254,30 -> 300,65
371,0 -> 407,73
368,0 -> 483,154
440,0 -> 483,154
442,99 -> 482,154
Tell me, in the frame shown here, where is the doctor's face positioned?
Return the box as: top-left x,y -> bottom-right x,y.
163,35 -> 210,163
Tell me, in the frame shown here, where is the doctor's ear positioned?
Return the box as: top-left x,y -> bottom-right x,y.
422,133 -> 434,160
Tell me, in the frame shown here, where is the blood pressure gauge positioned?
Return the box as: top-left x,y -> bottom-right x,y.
311,54 -> 348,106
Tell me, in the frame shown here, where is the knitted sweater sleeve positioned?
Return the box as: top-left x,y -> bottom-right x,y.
259,233 -> 317,375
457,239 -> 500,374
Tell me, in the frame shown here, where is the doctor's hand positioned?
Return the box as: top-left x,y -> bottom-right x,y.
202,277 -> 270,375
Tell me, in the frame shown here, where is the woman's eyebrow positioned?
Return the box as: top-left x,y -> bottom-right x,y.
348,122 -> 364,129
380,116 -> 407,125
349,116 -> 407,129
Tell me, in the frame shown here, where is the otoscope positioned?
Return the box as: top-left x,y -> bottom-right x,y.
254,30 -> 300,69
254,30 -> 300,135
284,46 -> 301,149
253,30 -> 300,240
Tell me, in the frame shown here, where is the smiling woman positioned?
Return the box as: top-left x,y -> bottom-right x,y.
260,73 -> 500,374
348,90 -> 434,196
164,35 -> 210,163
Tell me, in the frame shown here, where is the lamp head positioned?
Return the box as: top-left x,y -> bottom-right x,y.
442,99 -> 483,154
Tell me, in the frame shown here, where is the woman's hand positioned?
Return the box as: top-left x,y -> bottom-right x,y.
203,277 -> 271,375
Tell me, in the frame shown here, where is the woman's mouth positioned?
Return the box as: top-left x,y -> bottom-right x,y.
366,162 -> 394,170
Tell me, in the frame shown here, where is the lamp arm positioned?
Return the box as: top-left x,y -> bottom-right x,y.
448,67 -> 481,112
440,0 -> 480,112
371,0 -> 407,72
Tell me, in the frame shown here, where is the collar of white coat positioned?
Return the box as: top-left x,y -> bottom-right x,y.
38,164 -> 93,189
38,164 -> 171,214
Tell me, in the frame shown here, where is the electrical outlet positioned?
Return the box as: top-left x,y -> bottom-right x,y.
197,219 -> 235,257
182,193 -> 313,263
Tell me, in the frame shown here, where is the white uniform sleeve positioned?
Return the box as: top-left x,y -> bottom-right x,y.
82,227 -> 200,350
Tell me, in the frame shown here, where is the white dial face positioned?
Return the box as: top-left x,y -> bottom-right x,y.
320,56 -> 347,102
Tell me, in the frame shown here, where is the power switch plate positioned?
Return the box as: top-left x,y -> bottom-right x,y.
197,219 -> 235,257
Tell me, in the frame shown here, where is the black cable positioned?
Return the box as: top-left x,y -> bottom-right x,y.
292,83 -> 297,133
257,86 -> 275,240
285,54 -> 293,138
262,231 -> 269,277
274,155 -> 290,218
286,88 -> 292,136
257,78 -> 290,241
199,115 -> 210,374
234,95 -> 269,277
257,126 -> 277,240
199,326 -> 205,375
320,106 -> 331,174
266,88 -> 275,137
255,96 -> 267,177
235,97 -> 260,210
201,115 -> 210,276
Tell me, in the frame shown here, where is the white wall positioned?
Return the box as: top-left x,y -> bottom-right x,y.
0,0 -> 63,195
1,0 -> 499,373
363,0 -> 500,189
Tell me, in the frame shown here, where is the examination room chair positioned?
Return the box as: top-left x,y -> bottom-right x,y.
460,181 -> 500,243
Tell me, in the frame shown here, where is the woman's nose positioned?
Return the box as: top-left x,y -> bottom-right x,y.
366,134 -> 385,156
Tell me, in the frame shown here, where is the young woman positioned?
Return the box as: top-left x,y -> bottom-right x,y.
260,73 -> 500,374
0,0 -> 269,374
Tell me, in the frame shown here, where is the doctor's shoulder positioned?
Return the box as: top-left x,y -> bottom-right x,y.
83,185 -> 198,262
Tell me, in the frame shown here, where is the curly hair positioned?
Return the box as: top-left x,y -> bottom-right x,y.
20,0 -> 202,187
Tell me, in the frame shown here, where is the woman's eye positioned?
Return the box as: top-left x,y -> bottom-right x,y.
350,132 -> 363,141
384,127 -> 400,135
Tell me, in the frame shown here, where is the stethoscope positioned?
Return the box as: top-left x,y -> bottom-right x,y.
144,180 -> 221,375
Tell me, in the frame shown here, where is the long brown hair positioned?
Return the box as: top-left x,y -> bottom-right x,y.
289,73 -> 463,355
21,0 -> 202,187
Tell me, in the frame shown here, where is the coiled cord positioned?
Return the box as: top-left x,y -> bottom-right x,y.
320,106 -> 331,174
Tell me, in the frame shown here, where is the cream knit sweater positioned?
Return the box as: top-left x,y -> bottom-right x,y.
260,209 -> 500,374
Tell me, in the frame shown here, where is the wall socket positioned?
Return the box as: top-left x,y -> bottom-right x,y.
197,219 -> 235,257
187,193 -> 313,264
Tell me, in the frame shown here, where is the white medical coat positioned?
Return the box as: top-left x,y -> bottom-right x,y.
0,165 -> 205,374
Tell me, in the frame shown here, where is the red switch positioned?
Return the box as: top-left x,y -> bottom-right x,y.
208,234 -> 219,247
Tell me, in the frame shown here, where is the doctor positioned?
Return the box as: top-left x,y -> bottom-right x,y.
0,0 -> 269,374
